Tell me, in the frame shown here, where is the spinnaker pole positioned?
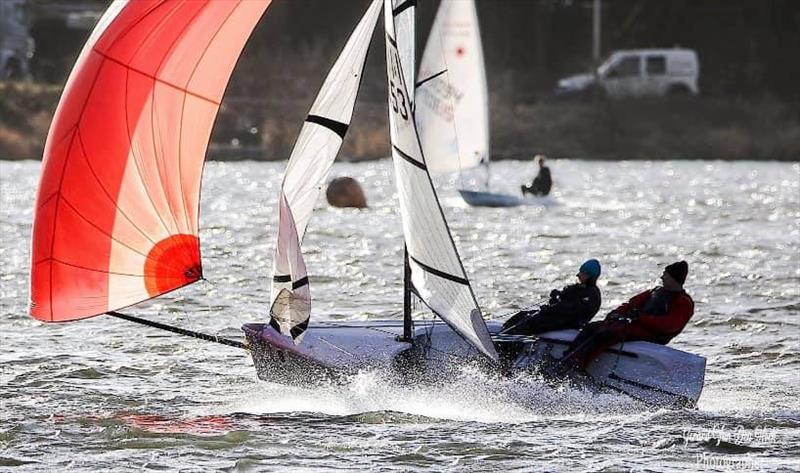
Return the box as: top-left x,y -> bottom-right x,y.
108,312 -> 248,350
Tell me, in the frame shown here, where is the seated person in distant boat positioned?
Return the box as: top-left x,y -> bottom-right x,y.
560,261 -> 694,372
521,154 -> 552,196
501,259 -> 602,336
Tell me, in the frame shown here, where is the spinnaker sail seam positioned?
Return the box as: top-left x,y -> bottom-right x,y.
135,1 -> 204,80
148,4 -> 205,237
48,258 -> 147,277
76,131 -> 159,247
123,66 -> 183,238
35,192 -> 59,211
102,1 -> 166,55
95,51 -> 221,106
408,254 -> 469,285
176,3 -> 242,238
36,276 -> 202,324
58,196 -> 154,259
46,56 -> 107,320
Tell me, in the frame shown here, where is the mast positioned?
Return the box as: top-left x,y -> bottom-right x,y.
403,245 -> 413,341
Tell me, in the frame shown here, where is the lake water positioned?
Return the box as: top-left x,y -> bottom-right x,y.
1,159 -> 798,472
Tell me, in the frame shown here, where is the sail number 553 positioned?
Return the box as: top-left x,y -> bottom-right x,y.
388,50 -> 409,121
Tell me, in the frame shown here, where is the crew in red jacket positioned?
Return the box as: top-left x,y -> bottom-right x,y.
562,261 -> 694,371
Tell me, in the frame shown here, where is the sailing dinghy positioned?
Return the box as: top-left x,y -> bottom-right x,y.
415,0 -> 523,208
27,0 -> 706,409
243,0 -> 705,408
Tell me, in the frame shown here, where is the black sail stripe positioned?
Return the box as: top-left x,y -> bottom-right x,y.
306,114 -> 348,139
292,276 -> 309,290
415,69 -> 447,89
408,254 -> 469,286
392,0 -> 416,16
268,317 -> 282,332
290,317 -> 309,339
386,34 -> 397,48
392,145 -> 426,170
274,274 -> 309,289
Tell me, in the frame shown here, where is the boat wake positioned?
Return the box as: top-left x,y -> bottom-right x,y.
219,366 -> 648,424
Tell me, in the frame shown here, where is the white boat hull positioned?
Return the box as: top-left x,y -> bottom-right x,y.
243,320 -> 705,407
458,189 -> 523,207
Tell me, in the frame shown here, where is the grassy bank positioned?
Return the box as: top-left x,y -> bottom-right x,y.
1,81 -> 798,161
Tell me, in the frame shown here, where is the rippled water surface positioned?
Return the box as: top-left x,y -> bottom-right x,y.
2,159 -> 799,472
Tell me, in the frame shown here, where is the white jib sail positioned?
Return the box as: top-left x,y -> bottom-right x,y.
383,0 -> 498,362
415,0 -> 489,174
270,0 -> 383,343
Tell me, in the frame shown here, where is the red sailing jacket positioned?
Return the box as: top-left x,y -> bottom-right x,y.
608,287 -> 695,344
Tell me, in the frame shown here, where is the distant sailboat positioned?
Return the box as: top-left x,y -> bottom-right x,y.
415,0 -> 523,207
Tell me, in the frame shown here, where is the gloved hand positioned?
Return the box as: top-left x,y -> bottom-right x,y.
607,312 -> 626,321
549,289 -> 561,303
607,313 -> 632,324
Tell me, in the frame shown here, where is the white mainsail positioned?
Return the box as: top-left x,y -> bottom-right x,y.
383,0 -> 498,361
415,0 -> 489,174
391,0 -> 416,108
270,0 -> 383,342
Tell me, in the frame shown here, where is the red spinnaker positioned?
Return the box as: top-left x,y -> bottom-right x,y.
30,0 -> 270,322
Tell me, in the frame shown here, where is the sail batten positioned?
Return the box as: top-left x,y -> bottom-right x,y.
407,254 -> 469,286
383,0 -> 498,361
269,0 -> 383,343
415,69 -> 447,89
392,0 -> 416,16
305,115 -> 349,139
30,0 -> 271,322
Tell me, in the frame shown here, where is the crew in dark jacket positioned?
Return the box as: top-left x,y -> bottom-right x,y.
521,155 -> 552,196
562,261 -> 694,370
502,259 -> 602,335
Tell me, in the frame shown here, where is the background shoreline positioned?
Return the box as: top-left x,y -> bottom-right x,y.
2,81 -> 798,162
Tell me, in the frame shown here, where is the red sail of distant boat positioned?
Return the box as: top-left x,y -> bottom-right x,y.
29,0 -> 270,322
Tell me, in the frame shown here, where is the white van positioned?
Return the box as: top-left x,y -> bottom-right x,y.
556,48 -> 700,98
